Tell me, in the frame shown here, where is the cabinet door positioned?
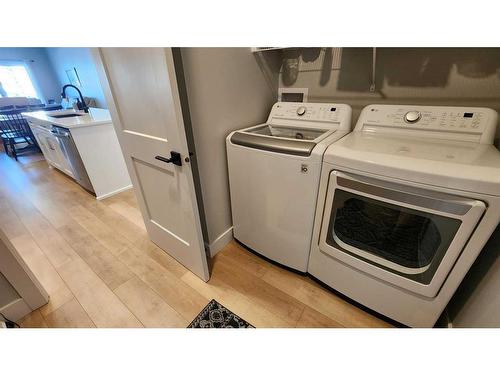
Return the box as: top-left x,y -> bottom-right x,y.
43,134 -> 64,169
31,129 -> 54,165
51,136 -> 74,177
30,128 -> 48,156
31,128 -> 74,177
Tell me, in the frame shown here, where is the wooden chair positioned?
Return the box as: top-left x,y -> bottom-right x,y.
27,104 -> 46,111
41,104 -> 63,111
0,110 -> 40,160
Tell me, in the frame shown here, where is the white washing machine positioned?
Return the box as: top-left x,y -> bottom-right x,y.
308,104 -> 500,327
227,102 -> 352,271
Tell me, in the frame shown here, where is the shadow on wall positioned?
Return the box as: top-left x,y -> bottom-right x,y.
280,47 -> 500,91
278,47 -> 500,145
338,48 -> 455,91
253,50 -> 283,98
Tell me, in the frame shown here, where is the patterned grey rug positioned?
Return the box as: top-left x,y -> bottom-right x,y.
188,299 -> 254,328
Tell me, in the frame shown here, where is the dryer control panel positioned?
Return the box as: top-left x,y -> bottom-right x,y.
269,102 -> 351,129
357,104 -> 498,144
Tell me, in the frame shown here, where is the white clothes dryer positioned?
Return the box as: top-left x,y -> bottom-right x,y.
308,104 -> 500,327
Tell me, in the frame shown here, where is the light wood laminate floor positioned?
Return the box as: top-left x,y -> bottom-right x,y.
0,150 -> 391,328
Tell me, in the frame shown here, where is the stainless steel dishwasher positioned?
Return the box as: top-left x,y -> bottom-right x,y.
51,126 -> 95,194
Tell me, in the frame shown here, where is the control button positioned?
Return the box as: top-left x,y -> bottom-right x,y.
404,111 -> 421,124
297,106 -> 307,116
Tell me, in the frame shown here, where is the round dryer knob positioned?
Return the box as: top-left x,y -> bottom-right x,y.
297,106 -> 307,116
404,111 -> 421,123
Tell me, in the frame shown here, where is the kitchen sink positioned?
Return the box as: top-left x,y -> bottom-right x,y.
49,113 -> 85,119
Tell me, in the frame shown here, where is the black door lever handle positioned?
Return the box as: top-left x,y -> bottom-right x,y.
155,151 -> 182,166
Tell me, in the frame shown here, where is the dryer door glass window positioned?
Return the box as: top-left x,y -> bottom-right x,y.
326,189 -> 462,284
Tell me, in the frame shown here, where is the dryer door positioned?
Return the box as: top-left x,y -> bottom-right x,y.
318,170 -> 486,298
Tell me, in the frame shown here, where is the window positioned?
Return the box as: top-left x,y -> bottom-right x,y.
0,63 -> 38,98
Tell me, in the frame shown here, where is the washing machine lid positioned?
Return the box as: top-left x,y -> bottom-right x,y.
228,102 -> 353,156
324,132 -> 500,196
245,124 -> 328,140
231,124 -> 333,156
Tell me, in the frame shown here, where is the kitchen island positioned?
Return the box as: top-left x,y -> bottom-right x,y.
24,108 -> 132,200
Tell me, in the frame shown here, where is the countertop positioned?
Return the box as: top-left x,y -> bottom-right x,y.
23,108 -> 112,129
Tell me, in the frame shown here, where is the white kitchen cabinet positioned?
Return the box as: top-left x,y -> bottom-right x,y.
30,127 -> 52,161
25,108 -> 132,200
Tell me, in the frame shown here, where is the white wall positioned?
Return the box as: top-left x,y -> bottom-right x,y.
0,48 -> 60,103
180,48 -> 277,255
45,48 -> 107,108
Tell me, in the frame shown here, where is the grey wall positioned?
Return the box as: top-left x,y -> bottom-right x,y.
277,48 -> 500,144
181,48 -> 277,254
0,48 -> 60,103
45,48 -> 107,108
0,271 -> 19,309
274,47 -> 500,327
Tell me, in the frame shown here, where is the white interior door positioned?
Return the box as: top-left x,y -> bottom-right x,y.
93,48 -> 209,281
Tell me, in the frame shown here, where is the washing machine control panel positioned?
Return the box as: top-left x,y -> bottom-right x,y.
358,105 -> 498,144
296,106 -> 307,116
404,111 -> 421,123
270,102 -> 348,124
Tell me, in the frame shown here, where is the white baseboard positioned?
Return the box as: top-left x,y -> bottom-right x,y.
0,298 -> 31,323
96,184 -> 133,200
207,227 -> 233,257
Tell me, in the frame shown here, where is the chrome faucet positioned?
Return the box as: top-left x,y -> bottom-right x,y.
61,84 -> 89,113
